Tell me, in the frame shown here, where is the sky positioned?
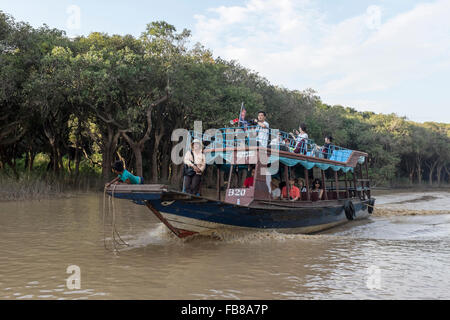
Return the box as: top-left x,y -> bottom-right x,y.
1,0 -> 449,123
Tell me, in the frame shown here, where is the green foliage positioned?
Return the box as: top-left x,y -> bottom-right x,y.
1,11 -> 449,188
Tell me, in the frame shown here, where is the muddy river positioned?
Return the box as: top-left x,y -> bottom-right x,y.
0,190 -> 449,299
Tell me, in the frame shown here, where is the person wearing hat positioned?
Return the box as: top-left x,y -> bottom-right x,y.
183,139 -> 206,195
106,160 -> 143,187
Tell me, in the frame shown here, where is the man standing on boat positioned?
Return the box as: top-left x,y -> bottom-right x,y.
255,111 -> 270,147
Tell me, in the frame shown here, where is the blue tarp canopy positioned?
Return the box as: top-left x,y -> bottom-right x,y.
205,152 -> 363,173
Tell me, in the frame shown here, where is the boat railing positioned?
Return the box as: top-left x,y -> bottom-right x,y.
190,126 -> 354,163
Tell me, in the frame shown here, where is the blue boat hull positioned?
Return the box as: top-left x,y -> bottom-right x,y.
147,197 -> 371,236
109,189 -> 373,237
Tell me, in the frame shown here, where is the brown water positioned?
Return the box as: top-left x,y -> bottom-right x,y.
1,190 -> 449,300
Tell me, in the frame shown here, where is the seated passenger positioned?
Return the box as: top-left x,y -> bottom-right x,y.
270,131 -> 288,151
271,179 -> 281,200
322,136 -> 333,159
290,124 -> 308,154
282,178 -> 301,201
243,169 -> 255,188
298,178 -> 307,192
314,135 -> 333,159
311,178 -> 324,200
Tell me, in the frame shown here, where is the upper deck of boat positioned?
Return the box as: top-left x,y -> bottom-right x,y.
194,126 -> 368,169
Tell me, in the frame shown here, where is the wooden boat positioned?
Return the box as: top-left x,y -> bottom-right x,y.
107,126 -> 375,238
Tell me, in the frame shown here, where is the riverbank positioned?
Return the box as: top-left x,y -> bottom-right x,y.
371,189 -> 450,217
0,173 -> 104,201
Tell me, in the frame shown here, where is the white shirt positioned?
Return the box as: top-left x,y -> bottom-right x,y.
296,132 -> 308,142
183,150 -> 206,174
257,121 -> 270,146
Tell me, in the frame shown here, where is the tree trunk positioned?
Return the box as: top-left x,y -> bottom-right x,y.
160,145 -> 170,183
133,145 -> 143,177
444,166 -> 450,184
74,122 -> 82,179
416,157 -> 423,185
417,166 -> 422,185
436,164 -> 443,186
101,126 -> 120,182
52,146 -> 59,174
24,151 -> 30,172
74,148 -> 80,178
425,159 -> 439,186
29,151 -> 36,172
409,170 -> 414,185
151,131 -> 164,183
151,148 -> 159,182
102,149 -> 112,181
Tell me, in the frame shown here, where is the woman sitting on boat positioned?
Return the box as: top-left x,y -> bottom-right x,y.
311,178 -> 324,200
183,139 -> 206,195
290,123 -> 308,154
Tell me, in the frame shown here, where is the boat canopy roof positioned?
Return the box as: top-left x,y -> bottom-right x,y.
205,151 -> 364,172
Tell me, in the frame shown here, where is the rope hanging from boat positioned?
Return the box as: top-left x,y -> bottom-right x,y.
103,185 -> 129,252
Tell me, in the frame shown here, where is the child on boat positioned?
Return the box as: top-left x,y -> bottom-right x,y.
106,160 -> 143,187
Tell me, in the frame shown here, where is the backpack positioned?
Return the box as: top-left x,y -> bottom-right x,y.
183,151 -> 197,177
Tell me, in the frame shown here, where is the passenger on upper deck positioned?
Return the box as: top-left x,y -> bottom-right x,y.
290,123 -> 308,154
282,177 -> 301,201
314,135 -> 333,159
255,111 -> 270,147
269,131 -> 289,151
311,178 -> 324,200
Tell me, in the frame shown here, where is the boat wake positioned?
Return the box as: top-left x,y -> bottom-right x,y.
181,228 -> 345,244
118,224 -> 178,249
117,224 -> 345,247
